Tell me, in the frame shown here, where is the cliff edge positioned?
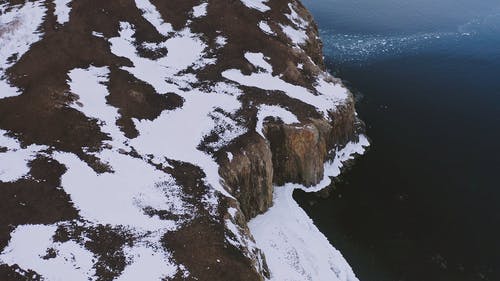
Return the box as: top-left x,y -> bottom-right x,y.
0,0 -> 367,280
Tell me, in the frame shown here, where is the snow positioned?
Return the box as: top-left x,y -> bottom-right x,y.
0,225 -> 97,281
0,130 -> 46,182
116,245 -> 177,280
222,61 -> 348,117
54,0 -> 72,24
224,214 -> 264,273
215,35 -> 227,47
259,21 -> 274,35
245,52 -> 272,73
0,2 -> 366,280
206,110 -> 247,151
68,66 -> 128,149
280,24 -> 308,45
134,0 -> 173,36
192,3 -> 208,18
97,35 -> 271,265
130,86 -> 241,199
250,186 -> 358,281
249,135 -> 369,281
0,1 -> 46,99
255,105 -> 299,138
0,145 -> 38,182
315,75 -> 348,100
92,31 -> 104,38
56,65 -> 196,229
240,0 -> 270,12
53,150 -> 186,231
1,58 -> 197,279
280,4 -> 309,45
228,207 -> 238,218
286,3 -> 307,29
225,219 -> 244,247
0,79 -> 18,100
110,22 -> 243,199
162,33 -> 209,72
109,23 -> 206,93
66,66 -> 196,229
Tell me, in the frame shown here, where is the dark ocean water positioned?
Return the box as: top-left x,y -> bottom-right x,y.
295,1 -> 500,281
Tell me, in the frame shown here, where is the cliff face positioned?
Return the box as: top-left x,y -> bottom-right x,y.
219,96 -> 360,222
0,0 -> 364,280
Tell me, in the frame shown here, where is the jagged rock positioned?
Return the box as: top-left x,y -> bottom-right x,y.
219,133 -> 274,220
266,120 -> 329,187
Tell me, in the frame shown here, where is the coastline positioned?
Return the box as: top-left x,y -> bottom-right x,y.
249,135 -> 369,281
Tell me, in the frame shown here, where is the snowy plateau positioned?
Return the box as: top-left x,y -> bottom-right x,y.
0,0 -> 368,280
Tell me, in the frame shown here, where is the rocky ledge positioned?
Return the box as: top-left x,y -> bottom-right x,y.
0,0 -> 367,280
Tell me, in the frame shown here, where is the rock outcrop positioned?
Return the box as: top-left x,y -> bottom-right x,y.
0,0 -> 364,280
219,133 -> 274,220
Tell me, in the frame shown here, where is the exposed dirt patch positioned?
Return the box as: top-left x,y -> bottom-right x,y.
0,156 -> 78,252
149,0 -> 201,31
107,68 -> 184,138
53,223 -> 135,281
0,264 -> 42,281
163,161 -> 263,281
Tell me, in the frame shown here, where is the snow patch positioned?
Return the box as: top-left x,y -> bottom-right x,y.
255,105 -> 299,138
134,0 -> 173,36
240,0 -> 270,12
0,130 -> 46,182
249,136 -> 369,281
110,22 -> 243,199
192,3 -> 208,18
245,52 -> 272,73
286,3 -> 308,29
68,66 -> 128,149
280,4 -> 309,45
315,75 -> 348,102
109,22 -> 206,93
280,24 -> 308,45
222,66 -> 348,117
215,35 -> 227,47
63,67 -> 195,231
0,79 -> 19,100
259,21 -> 274,35
116,245 -> 177,280
0,225 -> 96,281
0,1 -> 46,99
92,31 -> 104,38
53,150 -> 187,231
130,86 -> 241,199
206,110 -> 247,151
54,0 -> 72,24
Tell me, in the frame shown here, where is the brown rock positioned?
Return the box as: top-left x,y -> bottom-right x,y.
219,133 -> 274,220
265,121 -> 328,187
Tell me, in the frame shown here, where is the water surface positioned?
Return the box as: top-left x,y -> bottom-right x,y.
295,1 -> 500,280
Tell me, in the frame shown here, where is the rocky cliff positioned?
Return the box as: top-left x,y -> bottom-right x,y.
0,0 -> 366,280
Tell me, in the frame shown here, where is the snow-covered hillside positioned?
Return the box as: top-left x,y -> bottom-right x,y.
0,0 -> 367,280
